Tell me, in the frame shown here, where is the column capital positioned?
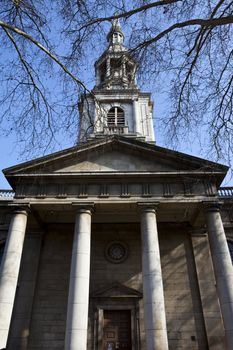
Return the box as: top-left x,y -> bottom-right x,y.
14,208 -> 30,217
202,201 -> 223,213
72,202 -> 95,214
137,202 -> 159,213
8,203 -> 30,216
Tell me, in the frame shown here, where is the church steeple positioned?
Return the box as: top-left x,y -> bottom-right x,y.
78,19 -> 155,143
94,18 -> 137,90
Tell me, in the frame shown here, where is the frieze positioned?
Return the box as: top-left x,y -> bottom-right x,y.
204,180 -> 216,196
13,181 -> 207,199
15,183 -> 26,198
163,183 -> 173,197
183,181 -> 194,197
142,183 -> 151,197
121,183 -> 130,197
36,184 -> 46,198
78,184 -> 88,198
99,184 -> 109,198
57,184 -> 67,198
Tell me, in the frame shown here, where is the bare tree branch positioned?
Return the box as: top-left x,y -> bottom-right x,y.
77,0 -> 181,31
132,15 -> 233,52
0,20 -> 90,92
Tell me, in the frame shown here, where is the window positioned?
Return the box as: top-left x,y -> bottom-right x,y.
228,241 -> 233,263
107,107 -> 125,127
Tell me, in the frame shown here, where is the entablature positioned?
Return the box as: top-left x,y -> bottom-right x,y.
12,175 -> 217,202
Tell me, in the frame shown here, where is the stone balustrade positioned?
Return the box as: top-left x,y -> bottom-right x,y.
103,126 -> 129,134
0,190 -> 14,200
218,187 -> 233,198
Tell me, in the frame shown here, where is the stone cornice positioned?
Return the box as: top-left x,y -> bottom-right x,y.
7,171 -> 226,178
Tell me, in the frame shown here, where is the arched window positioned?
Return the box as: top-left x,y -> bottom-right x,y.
228,240 -> 233,264
0,241 -> 5,267
107,107 -> 125,127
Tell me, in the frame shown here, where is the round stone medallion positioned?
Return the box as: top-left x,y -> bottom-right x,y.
105,241 -> 128,263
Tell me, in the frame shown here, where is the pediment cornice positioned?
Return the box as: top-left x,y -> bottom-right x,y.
91,282 -> 142,299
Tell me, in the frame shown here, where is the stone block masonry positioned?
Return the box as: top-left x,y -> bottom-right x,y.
27,229 -> 72,350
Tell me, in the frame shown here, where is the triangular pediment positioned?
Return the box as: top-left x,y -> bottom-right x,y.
91,282 -> 142,299
3,136 -> 228,187
56,149 -> 177,172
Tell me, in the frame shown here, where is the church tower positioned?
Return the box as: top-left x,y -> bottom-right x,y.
78,19 -> 155,143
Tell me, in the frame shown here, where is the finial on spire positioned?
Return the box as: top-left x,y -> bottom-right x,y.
107,14 -> 124,45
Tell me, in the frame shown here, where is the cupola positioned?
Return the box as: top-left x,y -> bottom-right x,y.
94,18 -> 137,90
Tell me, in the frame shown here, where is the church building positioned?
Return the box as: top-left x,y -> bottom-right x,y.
1,19 -> 233,350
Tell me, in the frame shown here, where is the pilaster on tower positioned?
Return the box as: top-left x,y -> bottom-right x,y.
78,18 -> 155,144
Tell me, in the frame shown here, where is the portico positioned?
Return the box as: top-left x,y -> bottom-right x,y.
1,195 -> 233,349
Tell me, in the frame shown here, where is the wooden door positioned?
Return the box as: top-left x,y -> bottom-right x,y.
103,310 -> 132,350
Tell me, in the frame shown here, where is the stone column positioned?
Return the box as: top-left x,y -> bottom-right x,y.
139,204 -> 169,350
204,202 -> 233,350
0,208 -> 28,349
7,231 -> 42,350
65,205 -> 94,350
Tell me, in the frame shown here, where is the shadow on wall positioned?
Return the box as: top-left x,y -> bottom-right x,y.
160,225 -> 224,349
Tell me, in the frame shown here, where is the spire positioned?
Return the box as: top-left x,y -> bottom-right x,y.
107,16 -> 125,45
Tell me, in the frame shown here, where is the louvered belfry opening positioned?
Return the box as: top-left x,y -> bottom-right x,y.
107,107 -> 125,127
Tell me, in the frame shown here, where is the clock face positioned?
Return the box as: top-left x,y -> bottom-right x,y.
105,241 -> 128,263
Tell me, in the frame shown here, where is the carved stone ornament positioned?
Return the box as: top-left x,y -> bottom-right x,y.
105,241 -> 128,264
